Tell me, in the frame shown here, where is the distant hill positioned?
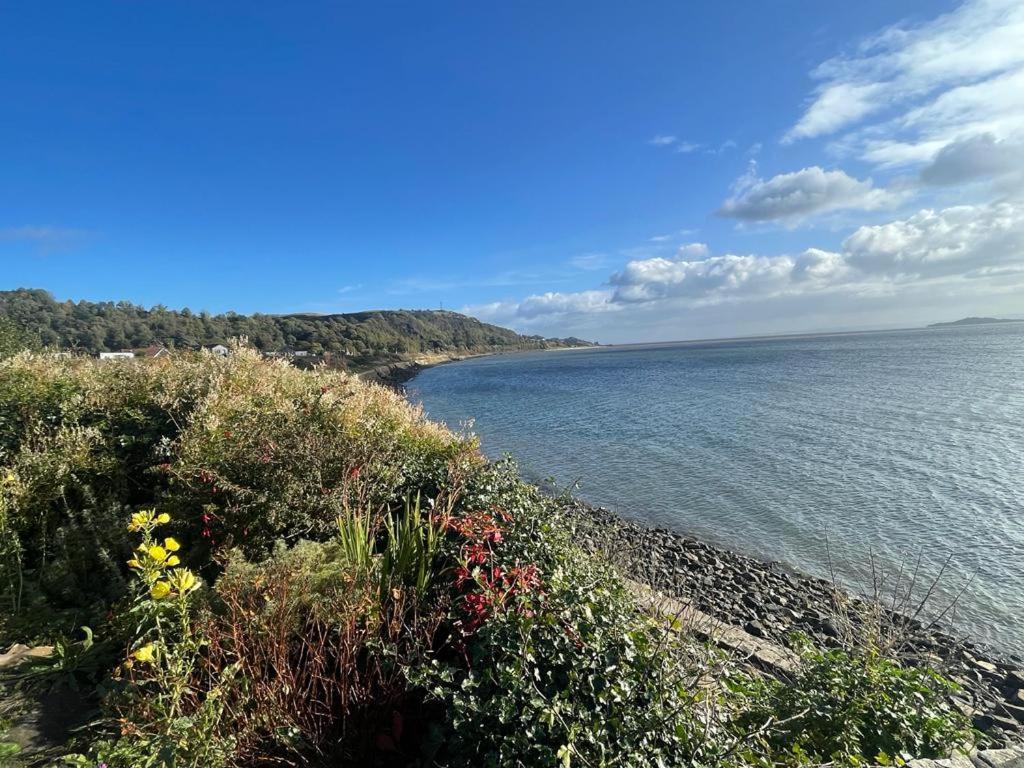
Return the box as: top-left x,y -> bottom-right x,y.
0,289 -> 593,369
927,316 -> 1022,329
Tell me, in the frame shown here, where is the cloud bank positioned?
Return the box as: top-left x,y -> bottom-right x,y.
466,201 -> 1024,331
467,1 -> 1024,342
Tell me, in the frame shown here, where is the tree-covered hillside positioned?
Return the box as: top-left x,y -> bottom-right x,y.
0,289 -> 591,367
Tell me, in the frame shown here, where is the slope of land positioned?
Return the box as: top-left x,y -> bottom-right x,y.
0,288 -> 592,370
927,317 -> 1022,328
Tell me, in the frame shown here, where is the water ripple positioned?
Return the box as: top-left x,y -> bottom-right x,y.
409,324 -> 1024,656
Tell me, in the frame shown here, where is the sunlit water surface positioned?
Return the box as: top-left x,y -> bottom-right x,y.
409,324 -> 1024,657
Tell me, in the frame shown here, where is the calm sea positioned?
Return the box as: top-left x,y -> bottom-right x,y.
408,323 -> 1024,657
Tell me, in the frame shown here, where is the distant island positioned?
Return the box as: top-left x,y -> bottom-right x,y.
0,288 -> 594,372
927,316 -> 1022,329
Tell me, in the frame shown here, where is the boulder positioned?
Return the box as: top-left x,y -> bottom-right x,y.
971,746 -> 1024,768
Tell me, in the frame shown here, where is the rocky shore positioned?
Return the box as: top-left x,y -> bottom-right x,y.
391,362 -> 1024,749
358,352 -> 492,390
564,499 -> 1024,748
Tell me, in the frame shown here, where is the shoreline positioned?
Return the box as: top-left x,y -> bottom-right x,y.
361,344 -> 593,390
360,342 -> 604,391
561,497 -> 1024,745
356,351 -> 493,389
394,344 -> 1024,744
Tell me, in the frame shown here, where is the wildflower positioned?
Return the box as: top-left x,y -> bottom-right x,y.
163,537 -> 181,552
156,512 -> 171,524
127,558 -> 141,569
128,510 -> 151,532
171,569 -> 199,594
165,555 -> 180,567
133,643 -> 156,663
147,545 -> 168,563
150,581 -> 172,600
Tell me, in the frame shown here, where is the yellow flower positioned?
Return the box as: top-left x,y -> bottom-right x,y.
165,555 -> 180,567
173,569 -> 198,594
133,643 -> 156,663
163,537 -> 181,552
147,545 -> 168,563
128,510 -> 151,532
156,512 -> 171,524
150,581 -> 172,600
127,558 -> 141,569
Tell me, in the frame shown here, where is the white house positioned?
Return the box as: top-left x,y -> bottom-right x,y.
99,351 -> 135,361
209,344 -> 229,357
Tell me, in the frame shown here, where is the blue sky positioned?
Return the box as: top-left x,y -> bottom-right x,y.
3,0 -> 1023,343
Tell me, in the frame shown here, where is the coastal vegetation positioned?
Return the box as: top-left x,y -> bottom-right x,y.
0,289 -> 590,370
0,348 -> 982,766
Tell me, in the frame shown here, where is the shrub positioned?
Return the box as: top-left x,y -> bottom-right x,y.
199,536 -> 446,763
735,633 -> 975,766
412,462 -> 740,768
0,349 -> 477,638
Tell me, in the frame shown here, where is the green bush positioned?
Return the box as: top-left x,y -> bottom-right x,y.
736,634 -> 975,767
412,462 -> 740,768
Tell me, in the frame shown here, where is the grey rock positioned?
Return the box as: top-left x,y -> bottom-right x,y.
906,756 -> 974,768
971,747 -> 1024,768
744,620 -> 766,638
973,658 -> 1000,675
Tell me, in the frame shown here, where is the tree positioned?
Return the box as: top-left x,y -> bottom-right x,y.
0,317 -> 39,358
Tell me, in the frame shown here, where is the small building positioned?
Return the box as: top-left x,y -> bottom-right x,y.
209,344 -> 230,357
139,345 -> 170,359
99,351 -> 135,361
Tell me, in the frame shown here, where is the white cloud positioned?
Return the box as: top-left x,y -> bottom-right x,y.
787,0 -> 1024,139
785,82 -> 885,144
784,0 -> 1024,180
674,141 -> 703,154
718,166 -> 896,223
792,248 -> 850,282
842,202 -> 1024,277
919,133 -> 1024,186
466,290 -> 616,324
648,135 -> 677,146
611,250 -> 794,304
463,201 -> 1024,333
